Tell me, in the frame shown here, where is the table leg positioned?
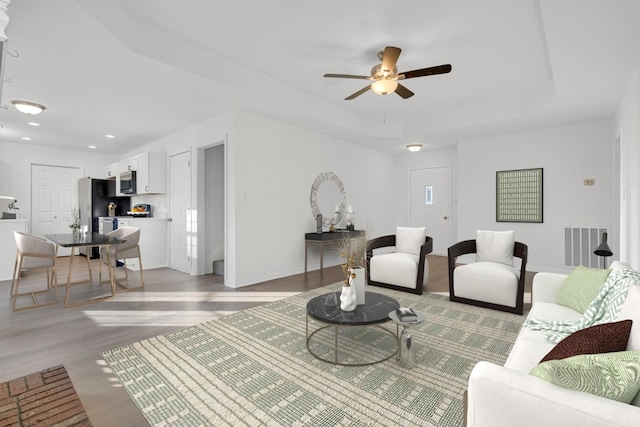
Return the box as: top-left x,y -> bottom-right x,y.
106,247 -> 116,296
85,249 -> 93,282
64,246 -> 76,306
334,325 -> 338,363
304,241 -> 308,273
398,325 -> 416,369
320,241 -> 324,276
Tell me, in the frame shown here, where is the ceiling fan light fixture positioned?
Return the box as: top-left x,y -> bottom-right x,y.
371,79 -> 398,95
12,100 -> 46,115
406,144 -> 423,152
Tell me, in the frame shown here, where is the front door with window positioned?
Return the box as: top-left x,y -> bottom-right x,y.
409,166 -> 450,255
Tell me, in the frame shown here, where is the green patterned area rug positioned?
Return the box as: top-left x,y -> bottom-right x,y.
101,285 -> 526,427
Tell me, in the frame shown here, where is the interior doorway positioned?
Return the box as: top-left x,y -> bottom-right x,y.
168,150 -> 191,273
30,164 -> 80,256
204,144 -> 225,275
409,166 -> 451,255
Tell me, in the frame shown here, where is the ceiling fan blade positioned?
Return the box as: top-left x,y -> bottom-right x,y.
400,64 -> 452,79
394,83 -> 414,99
381,46 -> 401,74
345,85 -> 371,100
324,73 -> 372,80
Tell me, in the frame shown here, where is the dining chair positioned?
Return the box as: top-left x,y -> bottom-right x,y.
99,226 -> 144,292
11,231 -> 58,311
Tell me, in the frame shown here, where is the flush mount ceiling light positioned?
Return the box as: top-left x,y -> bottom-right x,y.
406,144 -> 423,152
11,100 -> 46,115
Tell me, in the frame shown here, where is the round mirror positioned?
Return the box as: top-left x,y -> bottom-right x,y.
310,172 -> 347,228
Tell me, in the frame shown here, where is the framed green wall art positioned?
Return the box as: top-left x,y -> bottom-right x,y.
496,168 -> 543,223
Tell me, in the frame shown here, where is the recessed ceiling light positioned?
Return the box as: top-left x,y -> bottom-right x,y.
21,136 -> 32,141
11,100 -> 46,115
28,122 -> 40,127
88,145 -> 97,149
105,134 -> 115,138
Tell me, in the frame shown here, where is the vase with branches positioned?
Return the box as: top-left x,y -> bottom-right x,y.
68,207 -> 81,233
336,229 -> 369,305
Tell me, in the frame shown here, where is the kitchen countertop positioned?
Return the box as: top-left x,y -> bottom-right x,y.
99,216 -> 167,221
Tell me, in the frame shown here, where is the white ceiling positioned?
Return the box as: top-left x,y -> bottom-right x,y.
1,0 -> 639,155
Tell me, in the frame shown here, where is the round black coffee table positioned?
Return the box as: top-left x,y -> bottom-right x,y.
306,291 -> 400,366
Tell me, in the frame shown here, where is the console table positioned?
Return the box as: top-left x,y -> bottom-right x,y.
304,230 -> 364,275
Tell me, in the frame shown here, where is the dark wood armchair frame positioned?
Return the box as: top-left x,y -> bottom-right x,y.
366,235 -> 433,295
448,239 -> 528,315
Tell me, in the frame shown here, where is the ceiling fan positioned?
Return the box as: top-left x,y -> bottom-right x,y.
324,46 -> 452,100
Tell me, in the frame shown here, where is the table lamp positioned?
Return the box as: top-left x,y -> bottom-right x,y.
594,232 -> 613,268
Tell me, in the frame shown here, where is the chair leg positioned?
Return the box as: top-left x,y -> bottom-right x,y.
11,257 -> 57,312
10,251 -> 20,297
11,255 -> 23,311
138,255 -> 144,289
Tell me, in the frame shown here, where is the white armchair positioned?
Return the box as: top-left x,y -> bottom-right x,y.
366,226 -> 433,294
448,230 -> 528,314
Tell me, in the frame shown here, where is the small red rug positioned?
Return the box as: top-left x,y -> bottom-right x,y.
0,365 -> 92,427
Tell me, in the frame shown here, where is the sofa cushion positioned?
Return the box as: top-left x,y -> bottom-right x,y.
476,230 -> 515,266
453,261 -> 519,308
396,226 -> 426,256
615,284 -> 640,351
529,350 -> 640,404
540,320 -> 632,363
610,260 -> 633,271
369,252 -> 428,289
504,302 -> 583,372
556,265 -> 611,314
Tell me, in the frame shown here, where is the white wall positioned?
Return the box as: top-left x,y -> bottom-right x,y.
122,109 -> 397,287
457,120 -> 615,273
0,141 -> 119,225
394,147 -> 458,251
616,63 -> 640,269
232,110 -> 396,286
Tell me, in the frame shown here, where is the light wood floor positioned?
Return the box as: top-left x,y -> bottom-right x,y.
0,255 -> 533,426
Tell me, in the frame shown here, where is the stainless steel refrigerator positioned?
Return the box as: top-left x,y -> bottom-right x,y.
78,177 -> 130,258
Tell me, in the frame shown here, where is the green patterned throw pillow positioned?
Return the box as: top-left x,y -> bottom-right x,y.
530,351 -> 640,403
556,265 -> 611,313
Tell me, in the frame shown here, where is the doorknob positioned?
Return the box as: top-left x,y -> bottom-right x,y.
444,216 -> 448,220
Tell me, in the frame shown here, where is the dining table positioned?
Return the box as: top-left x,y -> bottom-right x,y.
45,232 -> 126,307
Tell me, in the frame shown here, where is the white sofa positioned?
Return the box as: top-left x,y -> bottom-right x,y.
466,267 -> 640,427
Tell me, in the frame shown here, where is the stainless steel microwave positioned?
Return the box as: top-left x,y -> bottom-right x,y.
120,170 -> 136,194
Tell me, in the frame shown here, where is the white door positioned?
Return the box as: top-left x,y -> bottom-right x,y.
31,164 -> 80,256
169,151 -> 191,272
409,166 -> 450,255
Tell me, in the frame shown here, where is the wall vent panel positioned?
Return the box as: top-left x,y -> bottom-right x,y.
563,226 -> 609,268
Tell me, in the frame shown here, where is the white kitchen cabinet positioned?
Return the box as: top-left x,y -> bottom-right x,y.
133,152 -> 167,194
115,217 -> 167,270
114,159 -> 132,196
105,162 -> 119,179
0,219 -> 28,281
